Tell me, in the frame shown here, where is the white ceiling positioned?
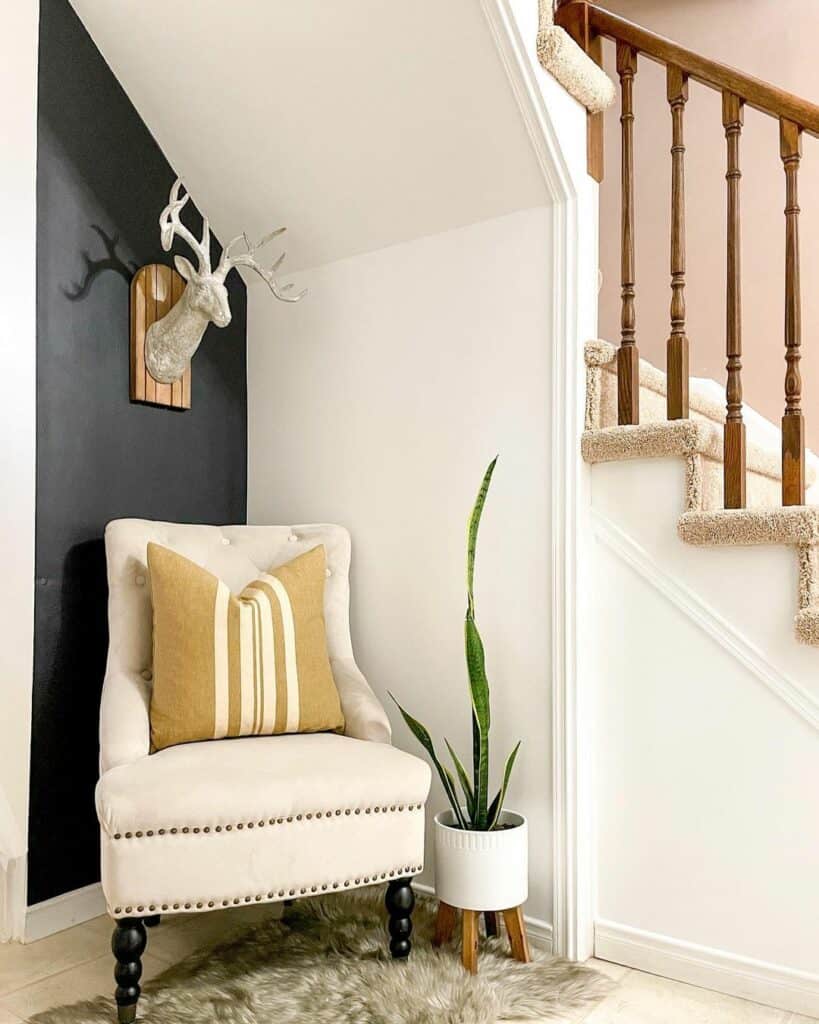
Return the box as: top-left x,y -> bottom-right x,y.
69,0 -> 547,273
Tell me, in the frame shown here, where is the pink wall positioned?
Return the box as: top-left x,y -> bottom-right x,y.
598,0 -> 819,449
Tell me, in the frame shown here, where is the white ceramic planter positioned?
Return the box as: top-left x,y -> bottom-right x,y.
433,809 -> 528,911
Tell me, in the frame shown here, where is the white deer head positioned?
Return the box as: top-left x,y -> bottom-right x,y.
144,178 -> 305,384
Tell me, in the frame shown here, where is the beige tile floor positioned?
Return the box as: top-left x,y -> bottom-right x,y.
0,906 -> 814,1023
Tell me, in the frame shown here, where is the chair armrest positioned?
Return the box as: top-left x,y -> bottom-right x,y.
330,658 -> 391,744
99,667 -> 151,774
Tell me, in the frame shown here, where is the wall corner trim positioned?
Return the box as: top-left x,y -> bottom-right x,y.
592,510 -> 819,732
25,882 -> 106,944
595,919 -> 819,1017
481,0 -> 599,962
0,856 -> 27,942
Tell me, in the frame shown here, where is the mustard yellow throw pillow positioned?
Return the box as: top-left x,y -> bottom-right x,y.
147,543 -> 345,752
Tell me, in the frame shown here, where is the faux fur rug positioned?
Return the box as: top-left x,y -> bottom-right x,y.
32,889 -> 611,1023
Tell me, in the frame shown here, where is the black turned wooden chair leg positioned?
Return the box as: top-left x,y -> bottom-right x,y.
385,877 -> 414,959
112,918 -> 146,1024
143,914 -> 161,928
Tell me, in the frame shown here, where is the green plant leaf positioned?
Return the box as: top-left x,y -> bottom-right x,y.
487,741 -> 522,830
389,693 -> 468,829
464,456 -> 497,831
466,456 -> 498,618
445,738 -> 475,822
442,765 -> 466,823
465,615 -> 490,828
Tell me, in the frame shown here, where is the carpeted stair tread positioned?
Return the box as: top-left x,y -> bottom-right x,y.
584,340 -> 816,486
678,506 -> 819,547
582,422 -> 783,480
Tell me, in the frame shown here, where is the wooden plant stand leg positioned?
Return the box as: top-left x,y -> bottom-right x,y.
433,901 -> 457,947
502,906 -> 531,964
462,910 -> 479,974
484,910 -> 499,937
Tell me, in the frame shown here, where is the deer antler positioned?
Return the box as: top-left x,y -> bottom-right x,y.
214,228 -> 305,302
158,177 -> 212,273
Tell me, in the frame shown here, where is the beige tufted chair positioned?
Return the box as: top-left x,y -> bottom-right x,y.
97,519 -> 431,1023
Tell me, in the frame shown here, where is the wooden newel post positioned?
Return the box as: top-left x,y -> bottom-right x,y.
780,118 -> 806,506
722,92 -> 746,509
667,66 -> 689,420
553,0 -> 605,182
617,42 -> 639,425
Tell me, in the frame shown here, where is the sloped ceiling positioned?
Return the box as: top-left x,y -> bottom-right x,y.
69,0 -> 547,273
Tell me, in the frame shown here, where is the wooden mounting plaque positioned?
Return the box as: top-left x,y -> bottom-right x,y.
130,264 -> 191,409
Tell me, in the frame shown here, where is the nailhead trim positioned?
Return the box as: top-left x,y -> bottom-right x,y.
109,803 -> 425,840
109,864 -> 425,919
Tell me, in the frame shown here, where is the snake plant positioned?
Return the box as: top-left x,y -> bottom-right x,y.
391,457 -> 521,831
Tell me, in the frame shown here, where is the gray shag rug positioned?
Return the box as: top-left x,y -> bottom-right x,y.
32,889 -> 611,1024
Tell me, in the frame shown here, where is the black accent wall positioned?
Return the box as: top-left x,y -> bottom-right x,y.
31,0 -> 247,904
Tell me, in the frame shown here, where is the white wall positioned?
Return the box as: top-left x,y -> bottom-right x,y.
247,207 -> 556,924
0,0 -> 39,941
589,458 -> 819,1014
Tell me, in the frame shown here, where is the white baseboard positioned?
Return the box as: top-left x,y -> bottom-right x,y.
414,882 -> 553,953
25,882 -> 106,943
595,919 -> 819,1017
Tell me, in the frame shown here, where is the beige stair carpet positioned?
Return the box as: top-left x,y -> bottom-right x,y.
583,341 -> 819,646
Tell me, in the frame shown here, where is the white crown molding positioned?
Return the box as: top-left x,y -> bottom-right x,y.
596,919 -> 819,1017
481,0 -> 598,962
592,511 -> 819,732
25,882 -> 106,943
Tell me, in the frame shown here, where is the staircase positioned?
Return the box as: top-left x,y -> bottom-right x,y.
554,1 -> 819,647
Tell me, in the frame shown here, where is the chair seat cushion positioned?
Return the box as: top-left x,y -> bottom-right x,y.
96,733 -> 431,917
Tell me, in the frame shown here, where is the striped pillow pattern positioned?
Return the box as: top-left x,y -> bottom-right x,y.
147,543 -> 345,752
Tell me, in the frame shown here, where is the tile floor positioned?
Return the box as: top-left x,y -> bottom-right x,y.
0,906 -> 813,1023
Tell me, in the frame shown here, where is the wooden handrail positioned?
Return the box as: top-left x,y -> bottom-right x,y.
556,2 -> 819,138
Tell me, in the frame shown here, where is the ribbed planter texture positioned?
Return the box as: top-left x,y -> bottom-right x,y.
433,810 -> 528,912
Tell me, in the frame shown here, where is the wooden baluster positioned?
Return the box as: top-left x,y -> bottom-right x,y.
722,92 -> 746,508
781,118 -> 806,506
667,67 -> 689,420
617,43 -> 639,425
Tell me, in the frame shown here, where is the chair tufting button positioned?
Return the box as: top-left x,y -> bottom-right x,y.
135,575 -> 146,586
221,537 -> 230,546
325,568 -> 331,578
288,533 -> 298,543
142,669 -> 153,681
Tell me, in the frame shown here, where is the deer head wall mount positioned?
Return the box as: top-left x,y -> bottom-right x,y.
144,178 -> 306,384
